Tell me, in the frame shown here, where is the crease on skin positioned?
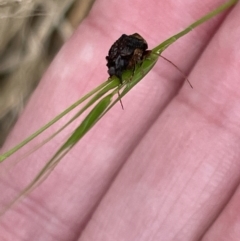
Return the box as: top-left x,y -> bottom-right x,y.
80,210 -> 120,241
148,153 -> 215,241
168,93 -> 240,238
148,131 -> 240,240
1,192 -> 77,240
0,221 -> 19,240
145,95 -> 240,238
171,158 -> 237,240
199,183 -> 240,241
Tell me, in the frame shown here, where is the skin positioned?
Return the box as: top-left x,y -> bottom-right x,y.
0,0 -> 240,240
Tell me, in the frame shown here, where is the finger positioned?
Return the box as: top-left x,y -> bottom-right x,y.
198,3 -> 240,241
202,186 -> 240,241
79,2 -> 240,241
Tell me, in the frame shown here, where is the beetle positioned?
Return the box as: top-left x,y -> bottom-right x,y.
106,33 -> 192,110
106,33 -> 149,83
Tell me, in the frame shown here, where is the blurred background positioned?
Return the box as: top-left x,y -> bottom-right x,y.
0,0 -> 95,146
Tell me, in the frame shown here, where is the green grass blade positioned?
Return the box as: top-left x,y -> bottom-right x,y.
0,94 -> 113,215
6,79 -> 120,166
0,80 -> 113,163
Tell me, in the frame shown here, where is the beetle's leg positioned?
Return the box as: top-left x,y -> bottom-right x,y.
128,55 -> 140,82
117,75 -> 124,110
132,49 -> 148,78
117,89 -> 124,110
132,57 -> 146,78
130,63 -> 136,81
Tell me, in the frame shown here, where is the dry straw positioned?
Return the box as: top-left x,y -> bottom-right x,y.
0,0 -> 95,146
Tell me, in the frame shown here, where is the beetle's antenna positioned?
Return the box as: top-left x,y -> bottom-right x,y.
158,54 -> 193,88
118,90 -> 124,110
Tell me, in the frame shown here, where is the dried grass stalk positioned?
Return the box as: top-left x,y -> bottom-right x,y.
0,0 -> 95,146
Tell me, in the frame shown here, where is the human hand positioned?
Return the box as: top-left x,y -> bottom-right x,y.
1,0 -> 239,240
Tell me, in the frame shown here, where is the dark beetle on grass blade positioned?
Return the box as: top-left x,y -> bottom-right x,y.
106,33 -> 149,83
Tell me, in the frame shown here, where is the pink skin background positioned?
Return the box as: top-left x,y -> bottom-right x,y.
0,0 -> 240,240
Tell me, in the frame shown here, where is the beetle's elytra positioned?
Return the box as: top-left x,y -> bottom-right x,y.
106,33 -> 149,82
